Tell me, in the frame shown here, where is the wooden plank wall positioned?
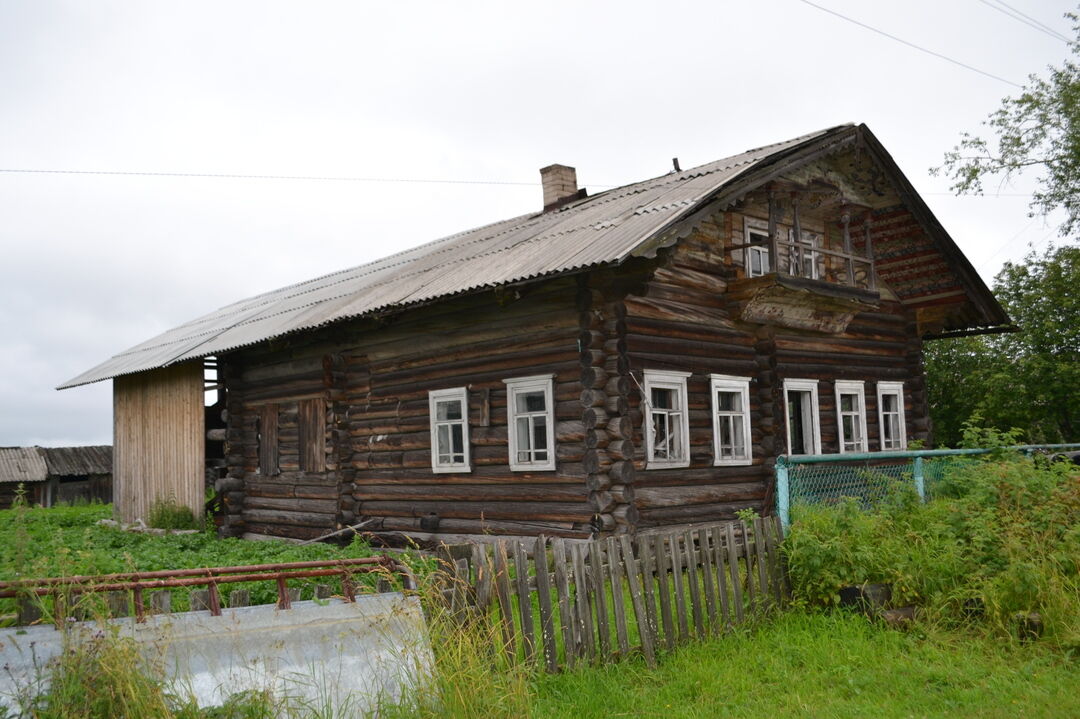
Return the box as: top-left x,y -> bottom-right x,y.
113,362 -> 204,524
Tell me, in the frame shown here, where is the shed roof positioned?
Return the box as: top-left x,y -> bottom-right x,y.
41,445 -> 113,477
59,124 -> 1007,389
0,447 -> 48,484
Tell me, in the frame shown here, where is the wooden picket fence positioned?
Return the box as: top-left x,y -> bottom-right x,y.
435,515 -> 788,671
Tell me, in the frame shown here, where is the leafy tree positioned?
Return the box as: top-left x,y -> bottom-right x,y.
934,13 -> 1080,236
925,245 -> 1080,445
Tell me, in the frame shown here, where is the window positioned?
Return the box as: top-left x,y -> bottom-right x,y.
788,228 -> 820,280
877,382 -> 907,450
710,375 -> 752,465
835,381 -> 868,453
298,397 -> 326,472
744,220 -> 771,278
504,375 -> 556,471
644,370 -> 691,468
429,387 -> 470,473
783,379 -> 821,455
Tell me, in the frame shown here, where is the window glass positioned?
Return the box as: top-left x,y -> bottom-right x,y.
505,376 -> 556,471
429,389 -> 470,472
835,382 -> 867,453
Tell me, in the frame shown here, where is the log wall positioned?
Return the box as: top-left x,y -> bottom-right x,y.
113,362 -> 205,524
621,210 -> 928,529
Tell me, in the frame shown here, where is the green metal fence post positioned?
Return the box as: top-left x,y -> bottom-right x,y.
776,457 -> 790,531
913,456 -> 925,502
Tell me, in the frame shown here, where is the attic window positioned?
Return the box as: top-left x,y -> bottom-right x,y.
744,221 -> 771,278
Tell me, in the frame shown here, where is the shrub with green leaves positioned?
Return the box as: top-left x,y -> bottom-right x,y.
784,447 -> 1080,647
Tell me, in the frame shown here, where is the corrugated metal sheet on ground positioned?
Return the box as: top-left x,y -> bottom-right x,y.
59,128 -> 841,389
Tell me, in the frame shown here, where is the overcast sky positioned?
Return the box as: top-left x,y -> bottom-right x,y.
0,0 -> 1073,447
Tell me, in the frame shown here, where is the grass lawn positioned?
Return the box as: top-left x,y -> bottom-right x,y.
529,611 -> 1079,719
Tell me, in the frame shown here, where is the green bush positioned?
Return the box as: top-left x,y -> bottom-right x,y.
147,497 -> 200,530
784,448 -> 1080,647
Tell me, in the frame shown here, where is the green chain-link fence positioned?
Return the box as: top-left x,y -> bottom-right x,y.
775,444 -> 1080,529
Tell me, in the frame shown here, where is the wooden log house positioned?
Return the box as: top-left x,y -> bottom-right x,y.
60,125 -> 1010,541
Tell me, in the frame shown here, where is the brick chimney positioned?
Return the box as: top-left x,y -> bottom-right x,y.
540,164 -> 582,211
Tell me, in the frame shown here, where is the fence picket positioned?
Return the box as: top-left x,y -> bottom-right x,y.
738,521 -> 758,610
764,515 -> 784,605
533,536 -> 559,672
669,533 -> 689,641
653,533 -> 676,651
753,517 -> 770,608
472,543 -> 493,612
492,540 -> 517,662
711,527 -> 730,628
637,536 -> 659,638
618,535 -> 657,668
590,539 -> 611,657
725,523 -> 744,624
551,538 -> 576,668
512,540 -> 536,663
606,536 -> 630,657
696,527 -> 718,632
571,543 -> 594,661
774,514 -> 791,597
682,530 -> 705,638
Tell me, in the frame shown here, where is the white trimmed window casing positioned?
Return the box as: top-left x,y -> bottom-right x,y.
834,380 -> 868,453
643,370 -> 692,469
783,378 -> 822,456
710,374 -> 753,466
744,219 -> 771,278
504,375 -> 556,471
429,387 -> 470,473
877,381 -> 907,450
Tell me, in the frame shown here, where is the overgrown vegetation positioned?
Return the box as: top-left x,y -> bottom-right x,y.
147,497 -> 200,530
784,438 -> 1080,648
0,503 -> 429,613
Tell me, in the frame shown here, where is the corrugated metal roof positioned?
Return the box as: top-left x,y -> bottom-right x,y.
41,446 -> 112,477
59,126 -> 851,389
0,447 -> 48,484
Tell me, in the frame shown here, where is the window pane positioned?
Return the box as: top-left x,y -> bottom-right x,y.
882,394 -> 897,413
532,414 -> 548,451
653,412 -> 670,458
669,412 -> 683,459
732,420 -> 745,457
840,393 -> 856,412
437,424 -> 450,456
451,424 -> 464,455
788,392 -> 808,454
717,390 -> 740,412
437,398 -> 462,421
652,387 -> 674,410
516,416 -> 531,452
517,390 -> 546,414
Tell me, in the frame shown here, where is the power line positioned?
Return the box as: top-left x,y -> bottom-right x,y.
0,167 -> 542,187
797,0 -> 1024,88
977,0 -> 1070,43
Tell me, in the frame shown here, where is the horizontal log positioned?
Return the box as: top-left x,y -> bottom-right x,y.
607,415 -> 633,439
375,516 -> 586,539
634,482 -> 764,508
607,439 -> 635,461
244,496 -> 338,513
360,500 -> 594,522
581,366 -> 608,390
583,407 -> 608,429
580,388 -> 607,408
586,473 -> 612,491
638,500 -> 762,523
589,490 -> 615,513
242,509 -> 336,528
355,484 -> 589,502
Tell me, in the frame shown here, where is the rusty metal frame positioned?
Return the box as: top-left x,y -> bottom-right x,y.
0,556 -> 416,624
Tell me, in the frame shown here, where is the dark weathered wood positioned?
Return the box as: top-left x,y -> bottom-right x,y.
753,517 -> 770,609
533,536 -> 558,673
473,543 -> 493,612
711,526 -> 731,628
682,530 -> 705,638
619,535 -> 657,668
551,538 -> 576,668
512,540 -> 536,663
150,591 -> 171,615
653,533 -> 676,651
738,521 -> 757,609
493,540 -> 517,663
229,589 -> 251,607
637,535 -> 658,639
697,527 -> 718,632
590,538 -> 611,658
669,533 -> 689,641
606,536 -> 630,656
725,523 -> 745,624
571,543 -> 594,660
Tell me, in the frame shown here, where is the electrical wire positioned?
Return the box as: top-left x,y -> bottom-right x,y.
797,0 -> 1023,88
976,0 -> 1070,43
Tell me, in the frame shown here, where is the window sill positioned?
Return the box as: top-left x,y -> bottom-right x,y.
645,459 -> 690,470
713,458 -> 754,467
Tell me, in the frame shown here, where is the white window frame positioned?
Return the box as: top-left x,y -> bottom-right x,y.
429,387 -> 471,473
834,380 -> 868,454
783,378 -> 822,455
743,219 -> 771,278
710,374 -> 753,466
504,374 -> 556,472
643,370 -> 692,469
876,381 -> 907,451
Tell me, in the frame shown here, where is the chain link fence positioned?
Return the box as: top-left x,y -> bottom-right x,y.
775,444 -> 1080,529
